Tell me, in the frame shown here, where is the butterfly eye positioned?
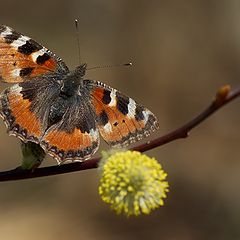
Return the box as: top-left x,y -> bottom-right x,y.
59,86 -> 69,98
60,82 -> 74,98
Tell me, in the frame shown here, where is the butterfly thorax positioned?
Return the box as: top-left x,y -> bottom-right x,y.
60,63 -> 87,97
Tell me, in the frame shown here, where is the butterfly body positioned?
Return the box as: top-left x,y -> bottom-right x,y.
0,25 -> 159,164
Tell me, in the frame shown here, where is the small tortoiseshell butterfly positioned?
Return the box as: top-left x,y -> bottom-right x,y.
0,25 -> 159,164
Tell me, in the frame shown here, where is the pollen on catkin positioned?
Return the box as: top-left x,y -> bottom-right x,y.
98,150 -> 169,217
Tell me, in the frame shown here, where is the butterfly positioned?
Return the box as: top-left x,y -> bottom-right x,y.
0,25 -> 159,164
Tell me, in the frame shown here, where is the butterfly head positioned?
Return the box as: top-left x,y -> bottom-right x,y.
75,63 -> 87,78
60,63 -> 87,97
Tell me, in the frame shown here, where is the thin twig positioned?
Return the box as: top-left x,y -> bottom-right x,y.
0,85 -> 239,182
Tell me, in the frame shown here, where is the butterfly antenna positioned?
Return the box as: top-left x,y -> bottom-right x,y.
75,19 -> 81,65
87,62 -> 133,71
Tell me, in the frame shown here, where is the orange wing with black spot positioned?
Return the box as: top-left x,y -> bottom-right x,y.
87,80 -> 159,147
0,25 -> 69,83
0,84 -> 43,143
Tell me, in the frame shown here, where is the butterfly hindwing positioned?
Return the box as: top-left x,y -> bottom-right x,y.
0,25 -> 69,83
40,95 -> 100,163
87,80 -> 159,147
0,84 -> 43,142
0,77 -> 61,143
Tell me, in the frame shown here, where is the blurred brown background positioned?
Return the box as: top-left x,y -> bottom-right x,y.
0,0 -> 239,239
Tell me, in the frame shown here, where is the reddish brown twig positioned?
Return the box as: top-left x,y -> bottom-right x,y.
0,85 -> 239,182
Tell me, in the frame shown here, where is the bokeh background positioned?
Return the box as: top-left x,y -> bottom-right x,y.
0,1 -> 239,239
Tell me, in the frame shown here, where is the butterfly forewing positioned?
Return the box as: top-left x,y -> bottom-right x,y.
86,80 -> 159,147
0,25 -> 69,83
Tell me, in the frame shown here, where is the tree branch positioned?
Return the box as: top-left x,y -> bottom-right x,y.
0,85 -> 239,182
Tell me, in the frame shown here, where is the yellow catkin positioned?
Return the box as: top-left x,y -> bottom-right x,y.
98,151 -> 169,217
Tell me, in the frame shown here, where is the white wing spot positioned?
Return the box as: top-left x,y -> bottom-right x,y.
127,98 -> 136,118
11,68 -> 21,77
142,110 -> 151,124
109,90 -> 117,107
1,26 -> 12,36
11,35 -> 30,48
31,50 -> 46,62
11,84 -> 22,92
103,122 -> 112,133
